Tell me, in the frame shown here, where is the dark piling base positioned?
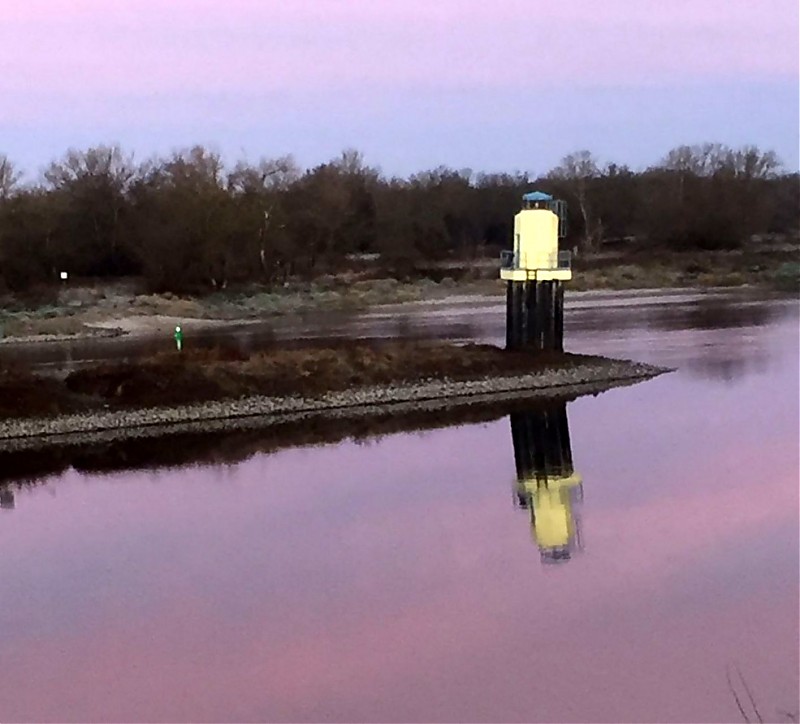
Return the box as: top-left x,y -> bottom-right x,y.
506,280 -> 565,351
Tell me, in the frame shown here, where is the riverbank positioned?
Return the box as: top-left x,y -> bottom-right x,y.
0,342 -> 668,449
1,244 -> 797,343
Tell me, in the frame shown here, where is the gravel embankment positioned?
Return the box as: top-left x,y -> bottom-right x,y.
0,360 -> 668,451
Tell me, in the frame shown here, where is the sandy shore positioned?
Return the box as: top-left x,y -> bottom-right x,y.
0,359 -> 668,452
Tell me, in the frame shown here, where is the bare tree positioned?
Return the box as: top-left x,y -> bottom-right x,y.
730,146 -> 781,180
547,150 -> 600,250
228,155 -> 299,195
41,145 -> 138,275
661,143 -> 781,180
228,156 -> 299,280
0,154 -> 21,200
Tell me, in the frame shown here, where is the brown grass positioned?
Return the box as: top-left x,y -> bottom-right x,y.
570,247 -> 800,291
0,364 -> 80,418
2,341 -> 600,420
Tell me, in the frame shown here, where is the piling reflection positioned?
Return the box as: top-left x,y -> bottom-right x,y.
510,403 -> 583,563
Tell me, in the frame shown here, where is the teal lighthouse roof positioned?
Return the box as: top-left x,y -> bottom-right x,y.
522,191 -> 554,202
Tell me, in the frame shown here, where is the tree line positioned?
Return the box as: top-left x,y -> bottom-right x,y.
0,143 -> 796,293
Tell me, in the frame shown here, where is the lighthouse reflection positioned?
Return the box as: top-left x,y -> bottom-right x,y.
510,403 -> 583,564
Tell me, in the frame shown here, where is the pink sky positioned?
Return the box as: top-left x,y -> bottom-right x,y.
1,1 -> 798,175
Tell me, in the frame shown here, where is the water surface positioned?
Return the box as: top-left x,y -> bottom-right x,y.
1,289 -> 797,723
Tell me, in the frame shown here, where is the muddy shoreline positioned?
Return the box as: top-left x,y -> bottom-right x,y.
2,248 -> 797,345
0,359 -> 667,453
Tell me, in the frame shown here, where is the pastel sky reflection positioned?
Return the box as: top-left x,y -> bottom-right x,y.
0,304 -> 797,722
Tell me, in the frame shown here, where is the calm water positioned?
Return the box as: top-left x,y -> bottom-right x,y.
1,290 -> 798,723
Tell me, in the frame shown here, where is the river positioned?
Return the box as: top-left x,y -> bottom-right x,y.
0,288 -> 798,723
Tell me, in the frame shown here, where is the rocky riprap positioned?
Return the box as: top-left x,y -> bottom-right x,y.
0,360 -> 668,451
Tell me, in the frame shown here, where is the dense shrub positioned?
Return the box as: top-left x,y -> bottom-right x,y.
0,144 -> 796,293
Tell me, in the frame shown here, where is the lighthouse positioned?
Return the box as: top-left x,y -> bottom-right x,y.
500,192 -> 571,350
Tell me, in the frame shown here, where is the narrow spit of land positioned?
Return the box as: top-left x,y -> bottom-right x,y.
0,384 -> 634,483
0,341 -> 667,446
